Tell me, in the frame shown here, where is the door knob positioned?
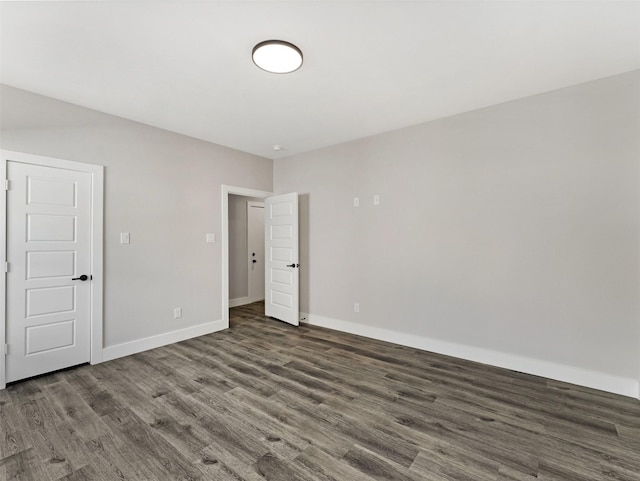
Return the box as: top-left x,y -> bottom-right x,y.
286,264 -> 300,268
72,275 -> 89,281
252,260 -> 257,264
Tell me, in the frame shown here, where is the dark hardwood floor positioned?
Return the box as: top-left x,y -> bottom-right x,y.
2,301 -> 640,480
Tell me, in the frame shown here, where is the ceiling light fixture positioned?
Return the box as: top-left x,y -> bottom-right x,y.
252,40 -> 303,74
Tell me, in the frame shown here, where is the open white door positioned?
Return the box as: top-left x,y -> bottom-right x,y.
264,193 -> 299,326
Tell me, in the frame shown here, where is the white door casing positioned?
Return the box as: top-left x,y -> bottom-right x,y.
1,150 -> 103,388
247,201 -> 265,303
264,193 -> 299,326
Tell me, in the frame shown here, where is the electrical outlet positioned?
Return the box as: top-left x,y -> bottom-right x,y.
206,233 -> 216,243
120,232 -> 130,244
373,195 -> 380,205
174,307 -> 182,319
354,303 -> 360,313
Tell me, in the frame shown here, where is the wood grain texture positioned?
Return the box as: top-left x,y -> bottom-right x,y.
2,301 -> 639,480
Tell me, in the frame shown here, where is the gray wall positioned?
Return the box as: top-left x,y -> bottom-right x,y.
274,71 -> 640,381
229,194 -> 264,300
1,85 -> 273,347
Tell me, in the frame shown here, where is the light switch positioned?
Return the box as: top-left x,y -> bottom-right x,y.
120,232 -> 130,244
373,195 -> 380,206
353,197 -> 360,207
206,233 -> 216,243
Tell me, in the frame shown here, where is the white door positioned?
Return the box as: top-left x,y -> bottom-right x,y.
247,201 -> 265,302
264,193 -> 299,326
6,161 -> 92,382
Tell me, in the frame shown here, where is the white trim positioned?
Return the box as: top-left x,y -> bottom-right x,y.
230,296 -> 265,308
1,150 -> 104,389
300,313 -> 640,399
229,297 -> 251,308
89,166 -> 104,365
221,185 -> 272,326
102,319 -> 225,362
0,158 -> 6,390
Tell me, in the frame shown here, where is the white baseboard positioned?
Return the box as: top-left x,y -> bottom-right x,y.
230,296 -> 265,308
229,297 -> 251,308
300,313 -> 639,399
102,319 -> 227,362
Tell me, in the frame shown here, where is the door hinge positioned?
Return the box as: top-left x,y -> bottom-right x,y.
3,344 -> 7,356
4,179 -> 9,191
4,262 -> 8,273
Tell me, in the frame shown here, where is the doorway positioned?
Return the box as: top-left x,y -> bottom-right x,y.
221,185 -> 271,326
221,185 -> 300,327
228,195 -> 265,308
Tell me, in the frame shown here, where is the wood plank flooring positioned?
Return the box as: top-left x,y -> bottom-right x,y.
2,301 -> 640,480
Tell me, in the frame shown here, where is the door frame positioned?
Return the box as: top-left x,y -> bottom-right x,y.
246,201 -> 265,303
221,185 -> 272,326
1,150 -> 104,389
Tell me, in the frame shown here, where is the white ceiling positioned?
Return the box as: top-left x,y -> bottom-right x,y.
1,1 -> 639,159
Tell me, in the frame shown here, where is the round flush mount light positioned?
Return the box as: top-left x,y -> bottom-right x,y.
252,40 -> 303,74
